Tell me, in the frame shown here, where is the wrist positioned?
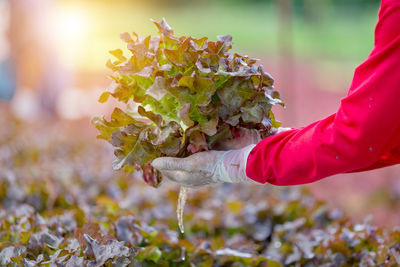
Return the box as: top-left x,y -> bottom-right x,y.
213,144 -> 256,183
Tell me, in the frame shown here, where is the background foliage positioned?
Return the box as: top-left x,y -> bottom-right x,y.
1,106 -> 400,266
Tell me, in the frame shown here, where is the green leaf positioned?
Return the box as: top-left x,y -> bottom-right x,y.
269,110 -> 282,128
199,112 -> 218,136
112,128 -> 161,170
217,79 -> 256,115
92,108 -> 140,141
138,106 -> 163,127
240,104 -> 264,124
109,49 -> 126,61
98,92 -> 110,103
179,103 -> 194,128
136,246 -> 162,263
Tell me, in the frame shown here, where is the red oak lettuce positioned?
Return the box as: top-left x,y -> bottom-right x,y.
92,19 -> 282,187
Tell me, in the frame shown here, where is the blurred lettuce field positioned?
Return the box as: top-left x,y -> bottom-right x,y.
1,106 -> 400,266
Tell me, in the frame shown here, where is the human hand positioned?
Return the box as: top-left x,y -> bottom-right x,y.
152,127 -> 292,187
151,144 -> 256,187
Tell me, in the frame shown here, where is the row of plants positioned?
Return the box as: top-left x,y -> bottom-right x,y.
0,108 -> 399,266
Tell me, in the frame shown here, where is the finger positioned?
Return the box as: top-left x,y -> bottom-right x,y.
161,170 -> 200,187
276,127 -> 292,134
152,157 -> 189,171
162,170 -> 213,188
160,170 -> 187,183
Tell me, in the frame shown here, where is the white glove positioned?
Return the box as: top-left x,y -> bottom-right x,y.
151,144 -> 256,187
272,127 -> 292,135
152,127 -> 291,187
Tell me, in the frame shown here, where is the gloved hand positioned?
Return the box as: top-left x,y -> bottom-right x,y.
151,127 -> 292,187
151,144 -> 256,187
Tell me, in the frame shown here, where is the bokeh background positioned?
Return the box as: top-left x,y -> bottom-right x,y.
1,0 -> 399,226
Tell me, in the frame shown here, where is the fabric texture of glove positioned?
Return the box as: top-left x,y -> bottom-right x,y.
152,144 -> 256,187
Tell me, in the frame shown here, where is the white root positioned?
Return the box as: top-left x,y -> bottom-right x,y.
177,186 -> 188,233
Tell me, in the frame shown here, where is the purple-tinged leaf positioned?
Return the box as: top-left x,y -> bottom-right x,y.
151,18 -> 174,36
179,103 -> 194,128
84,234 -> 130,267
120,32 -> 133,43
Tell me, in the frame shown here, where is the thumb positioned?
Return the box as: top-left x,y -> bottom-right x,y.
271,127 -> 292,135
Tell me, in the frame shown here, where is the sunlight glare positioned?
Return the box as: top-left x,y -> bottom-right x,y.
52,6 -> 90,69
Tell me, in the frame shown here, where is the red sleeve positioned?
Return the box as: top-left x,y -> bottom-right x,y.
246,0 -> 400,186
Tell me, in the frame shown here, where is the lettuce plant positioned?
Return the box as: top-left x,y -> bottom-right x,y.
92,19 -> 282,187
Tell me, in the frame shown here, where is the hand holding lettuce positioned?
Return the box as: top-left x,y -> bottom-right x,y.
92,18 -> 282,187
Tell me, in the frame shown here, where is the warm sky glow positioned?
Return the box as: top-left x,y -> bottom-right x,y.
58,12 -> 88,42
52,5 -> 90,70
50,1 -> 153,72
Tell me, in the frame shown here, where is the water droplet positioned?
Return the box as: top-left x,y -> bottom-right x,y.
368,104 -> 372,108
335,156 -> 339,160
369,147 -> 373,151
369,97 -> 374,101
